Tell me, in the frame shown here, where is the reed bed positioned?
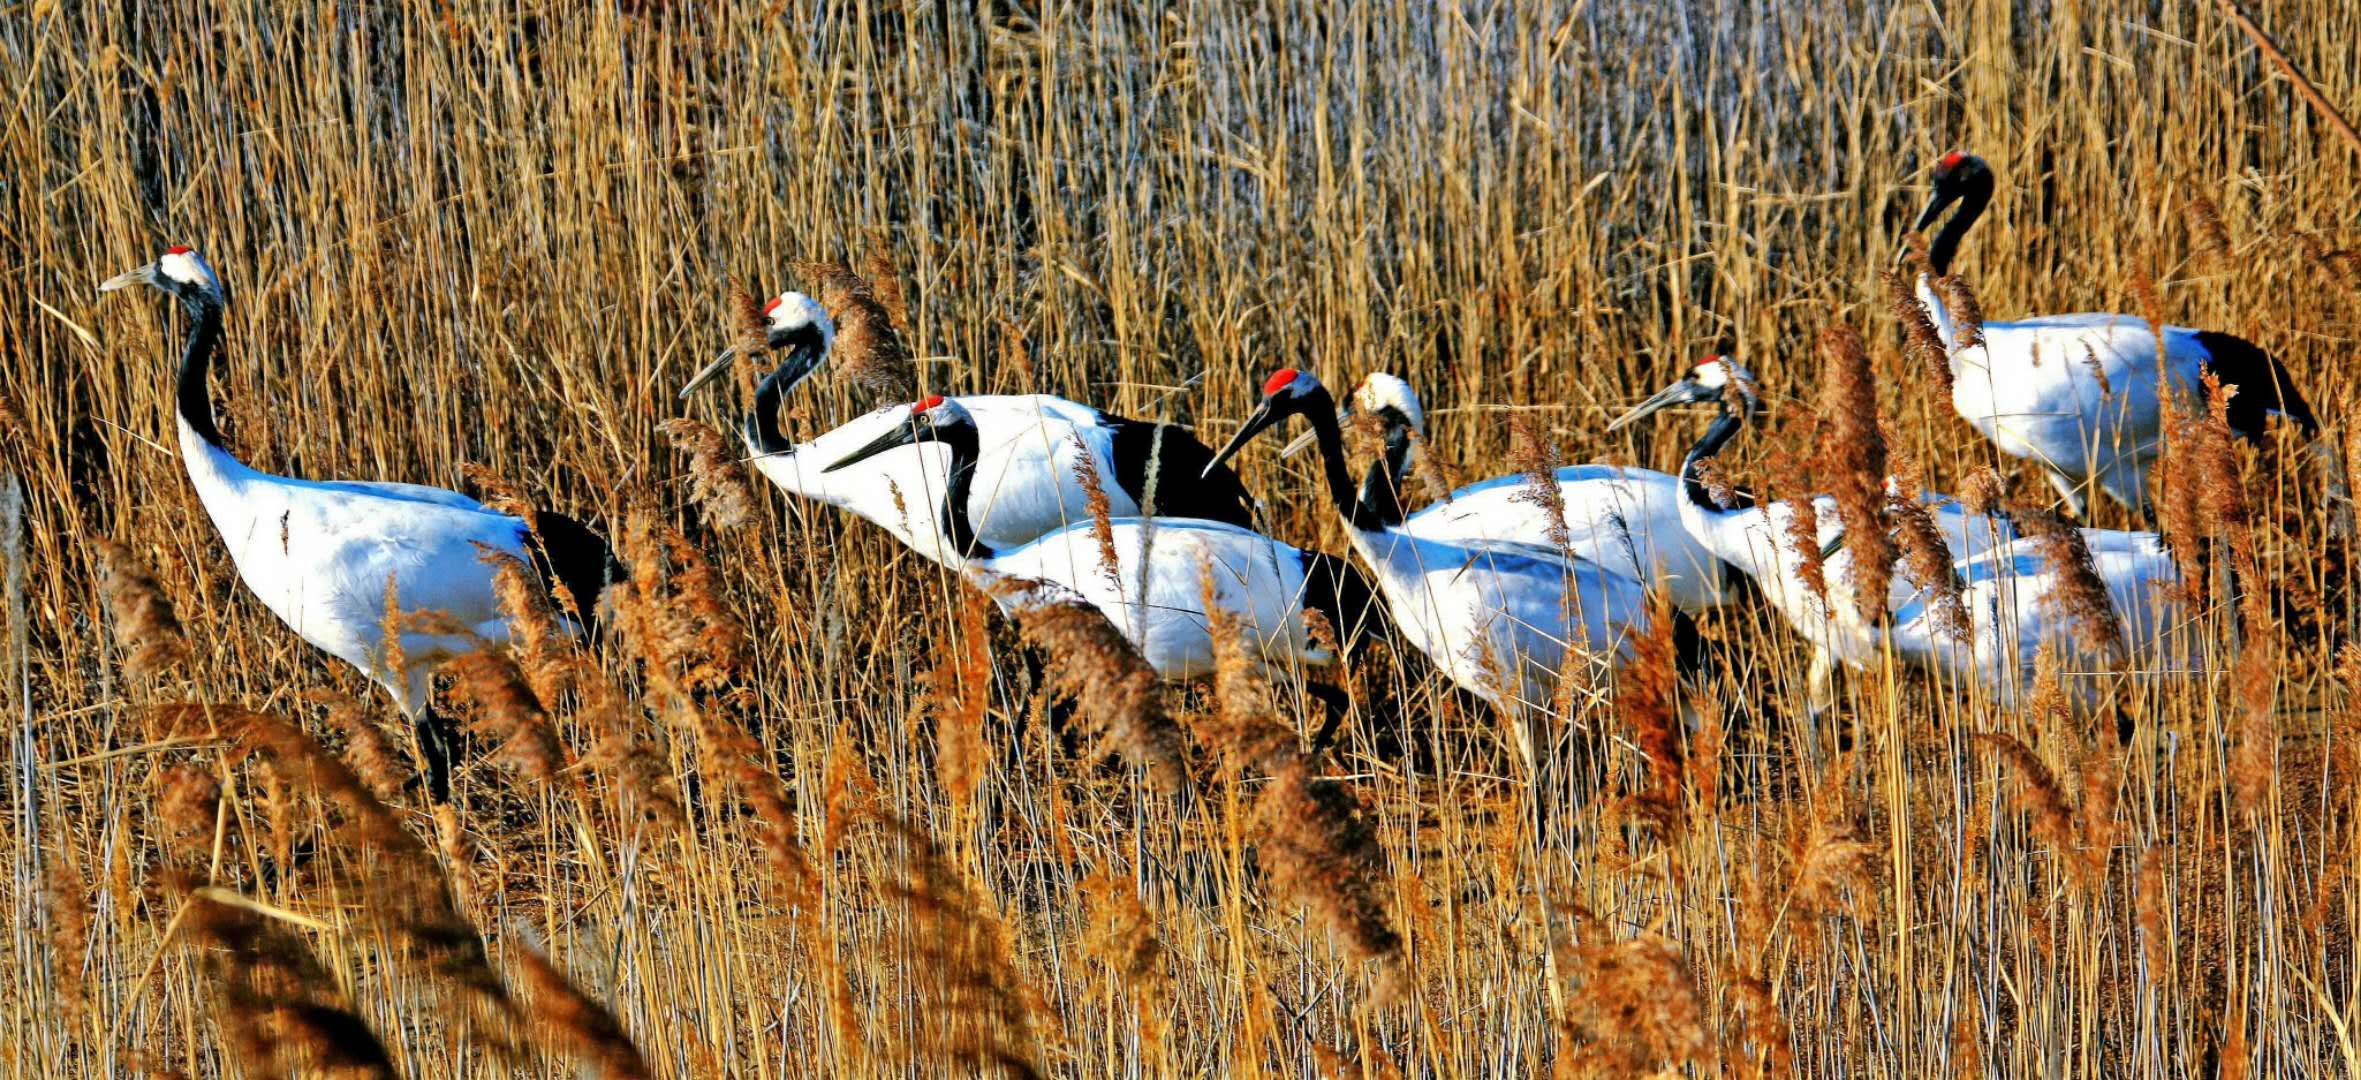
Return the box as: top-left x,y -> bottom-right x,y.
4,0 -> 2358,1074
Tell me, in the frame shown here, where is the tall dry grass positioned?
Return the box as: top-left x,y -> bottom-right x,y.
4,0 -> 2359,1074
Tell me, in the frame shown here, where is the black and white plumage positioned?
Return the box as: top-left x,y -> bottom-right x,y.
1607,358 -> 2026,562
1277,372 -> 1745,613
822,395 -> 1374,681
680,291 -> 1257,566
1906,151 -> 2318,516
102,246 -> 620,802
1629,360 -> 2192,714
1210,368 -> 1681,776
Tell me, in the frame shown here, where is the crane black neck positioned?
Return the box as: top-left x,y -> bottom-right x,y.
1678,403 -> 1751,514
744,327 -> 830,456
174,296 -> 228,448
1298,391 -> 1401,532
1927,171 -> 1993,277
1355,422 -> 1413,528
929,420 -> 990,561
744,364 -> 793,456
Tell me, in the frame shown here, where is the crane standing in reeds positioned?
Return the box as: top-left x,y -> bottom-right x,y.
680,286 -> 1260,566
1279,372 -> 1745,613
1208,368 -> 1689,779
1620,356 -> 2191,716
100,246 -> 621,803
824,395 -> 1380,691
1903,151 -> 2317,517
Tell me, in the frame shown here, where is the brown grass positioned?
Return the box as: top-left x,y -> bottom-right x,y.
10,2 -> 2359,1074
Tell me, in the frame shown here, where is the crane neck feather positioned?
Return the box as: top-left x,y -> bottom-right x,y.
1927,173 -> 1992,277
745,364 -> 794,456
1355,424 -> 1412,528
175,297 -> 228,449
1303,393 -> 1395,532
933,422 -> 989,561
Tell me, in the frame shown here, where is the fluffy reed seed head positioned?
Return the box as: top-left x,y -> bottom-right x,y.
94,539 -> 188,682
1972,733 -> 2080,881
1069,435 -> 1125,596
2188,193 -> 2233,265
1886,473 -> 1972,644
1556,919 -> 1714,1076
511,946 -> 652,1080
795,259 -> 917,403
1886,267 -> 1953,397
441,648 -> 563,786
2011,505 -> 2126,663
1817,324 -> 1895,622
183,892 -> 398,1080
997,578 -> 1190,792
1506,412 -> 1572,553
1931,273 -> 1986,350
1199,563 -> 1404,975
660,418 -> 756,529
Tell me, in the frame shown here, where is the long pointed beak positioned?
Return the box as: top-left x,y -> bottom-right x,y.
1606,379 -> 1707,432
1205,401 -> 1284,479
823,418 -> 921,473
679,346 -> 740,399
98,264 -> 157,293
1897,191 -> 1955,264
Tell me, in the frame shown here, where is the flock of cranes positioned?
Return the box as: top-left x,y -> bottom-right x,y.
99,153 -> 2321,805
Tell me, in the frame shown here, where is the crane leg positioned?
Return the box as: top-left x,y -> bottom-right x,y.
409,703 -> 456,805
1305,681 -> 1351,751
1806,648 -> 1837,725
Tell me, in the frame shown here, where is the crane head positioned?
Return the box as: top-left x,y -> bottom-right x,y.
679,290 -> 836,399
1607,355 -> 1761,431
1207,368 -> 1330,478
100,245 -> 230,309
1280,371 -> 1423,459
822,394 -> 974,473
1903,150 -> 1994,249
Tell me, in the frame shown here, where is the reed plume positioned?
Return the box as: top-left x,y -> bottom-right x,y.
510,945 -> 652,1080
1886,267 -> 1952,397
1972,733 -> 2081,884
1555,915 -> 1713,1077
996,577 -> 1190,792
1202,564 -> 1404,974
2012,505 -> 2125,663
442,648 -> 563,786
2188,193 -> 2233,265
1887,472 -> 1971,643
660,417 -> 756,529
1818,324 -> 1895,622
1071,435 -> 1124,594
183,892 -> 397,1080
1508,413 -> 1572,552
797,259 -> 917,403
482,548 -> 574,706
925,583 -> 993,813
1931,272 -> 1986,350
861,814 -> 1048,1077
1764,436 -> 1830,606
1615,593 -> 1685,829
94,538 -> 188,681
310,690 -> 412,804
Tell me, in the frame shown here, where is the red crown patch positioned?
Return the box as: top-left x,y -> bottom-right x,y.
1262,368 -> 1301,395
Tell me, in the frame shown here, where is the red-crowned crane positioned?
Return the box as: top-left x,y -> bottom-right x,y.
100,246 -> 621,803
1276,372 -> 1744,613
1905,151 -> 2317,516
1208,368 -> 1685,779
1618,359 -> 2191,716
680,291 -> 1257,566
821,395 -> 1378,686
